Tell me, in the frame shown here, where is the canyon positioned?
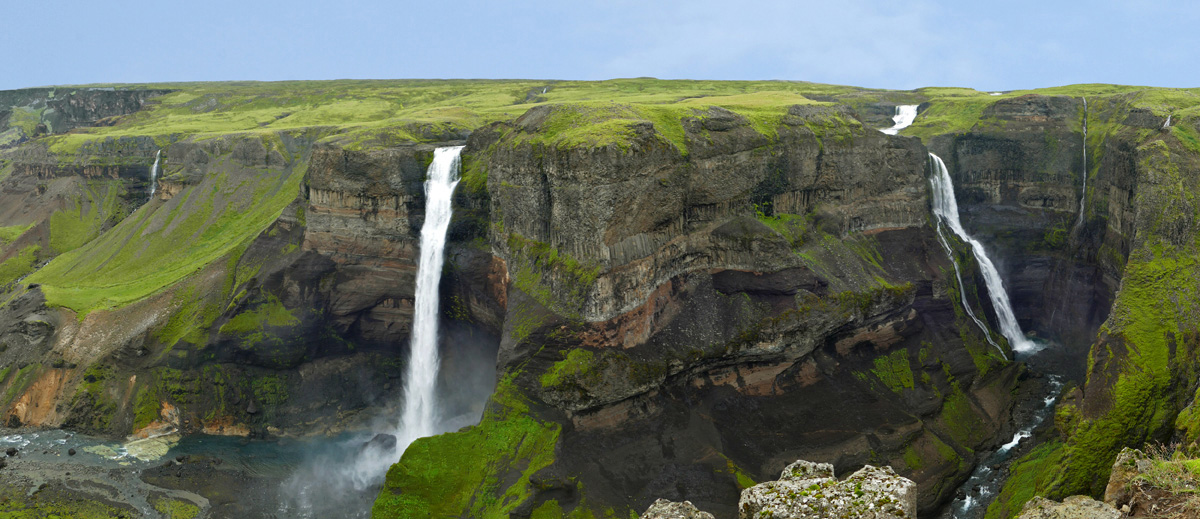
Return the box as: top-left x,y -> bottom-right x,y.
0,80 -> 1198,519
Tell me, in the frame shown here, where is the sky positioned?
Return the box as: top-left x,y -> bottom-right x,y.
4,0 -> 1198,91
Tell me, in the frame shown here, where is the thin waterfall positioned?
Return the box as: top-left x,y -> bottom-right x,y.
933,222 -> 1003,356
1076,98 -> 1088,229
149,150 -> 161,197
1164,114 -> 1172,129
882,105 -> 919,135
928,153 -> 1037,356
397,145 -> 465,448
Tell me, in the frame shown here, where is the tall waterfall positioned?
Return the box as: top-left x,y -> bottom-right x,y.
928,153 -> 1036,356
882,105 -> 919,135
1076,98 -> 1088,229
149,150 -> 161,197
397,145 -> 465,448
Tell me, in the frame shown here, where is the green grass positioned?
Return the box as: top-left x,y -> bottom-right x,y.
0,245 -> 40,286
0,222 -> 34,245
372,374 -> 562,519
48,180 -> 125,254
31,78 -> 873,156
26,135 -> 306,316
152,498 -> 200,519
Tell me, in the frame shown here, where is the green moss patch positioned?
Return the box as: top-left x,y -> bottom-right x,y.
372,374 -> 562,519
869,349 -> 915,394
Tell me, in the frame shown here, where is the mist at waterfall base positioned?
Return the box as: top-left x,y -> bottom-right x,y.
279,146 -> 497,518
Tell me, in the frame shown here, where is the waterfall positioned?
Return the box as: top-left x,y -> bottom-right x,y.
928,153 -> 1037,356
1164,114 -> 1172,129
881,105 -> 919,135
397,145 -> 465,448
1076,98 -> 1088,229
149,150 -> 161,197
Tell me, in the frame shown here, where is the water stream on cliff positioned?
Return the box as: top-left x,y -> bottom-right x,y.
149,150 -> 161,197
1076,98 -> 1088,230
882,105 -> 919,135
928,153 -> 1038,356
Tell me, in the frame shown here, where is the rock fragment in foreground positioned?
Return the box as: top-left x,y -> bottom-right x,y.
640,498 -> 715,519
738,460 -> 916,519
1016,496 -> 1121,519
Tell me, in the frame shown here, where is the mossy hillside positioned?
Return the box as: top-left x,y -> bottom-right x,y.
372,374 -> 565,519
47,180 -> 127,254
25,134 -> 307,316
989,130 -> 1200,517
0,222 -> 34,245
984,441 -> 1065,519
0,244 -> 40,287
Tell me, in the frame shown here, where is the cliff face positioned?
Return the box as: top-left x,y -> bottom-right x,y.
6,80 -> 1200,519
377,104 -> 1021,518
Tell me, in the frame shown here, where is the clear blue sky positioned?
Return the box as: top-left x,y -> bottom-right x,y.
4,0 -> 1196,91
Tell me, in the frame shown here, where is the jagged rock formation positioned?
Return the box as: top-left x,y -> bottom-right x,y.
737,460 -> 917,519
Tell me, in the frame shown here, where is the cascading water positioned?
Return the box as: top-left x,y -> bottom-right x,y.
928,153 -> 1037,356
149,150 -> 161,197
396,144 -> 464,448
882,105 -> 919,135
1076,98 -> 1088,229
279,145 -> 466,518
1164,114 -> 1173,129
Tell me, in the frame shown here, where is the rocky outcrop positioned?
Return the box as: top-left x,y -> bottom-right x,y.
737,460 -> 916,519
0,87 -> 172,139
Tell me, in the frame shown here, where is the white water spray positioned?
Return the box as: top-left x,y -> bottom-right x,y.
397,145 -> 465,448
149,150 -> 161,197
1164,114 -> 1172,129
1076,98 -> 1088,229
882,105 -> 919,135
929,153 -> 1037,356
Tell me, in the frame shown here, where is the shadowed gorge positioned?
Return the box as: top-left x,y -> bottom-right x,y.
0,80 -> 1199,519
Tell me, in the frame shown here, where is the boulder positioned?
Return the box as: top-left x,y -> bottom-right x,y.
640,499 -> 715,519
1103,447 -> 1144,508
1016,496 -> 1121,519
738,460 -> 916,519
